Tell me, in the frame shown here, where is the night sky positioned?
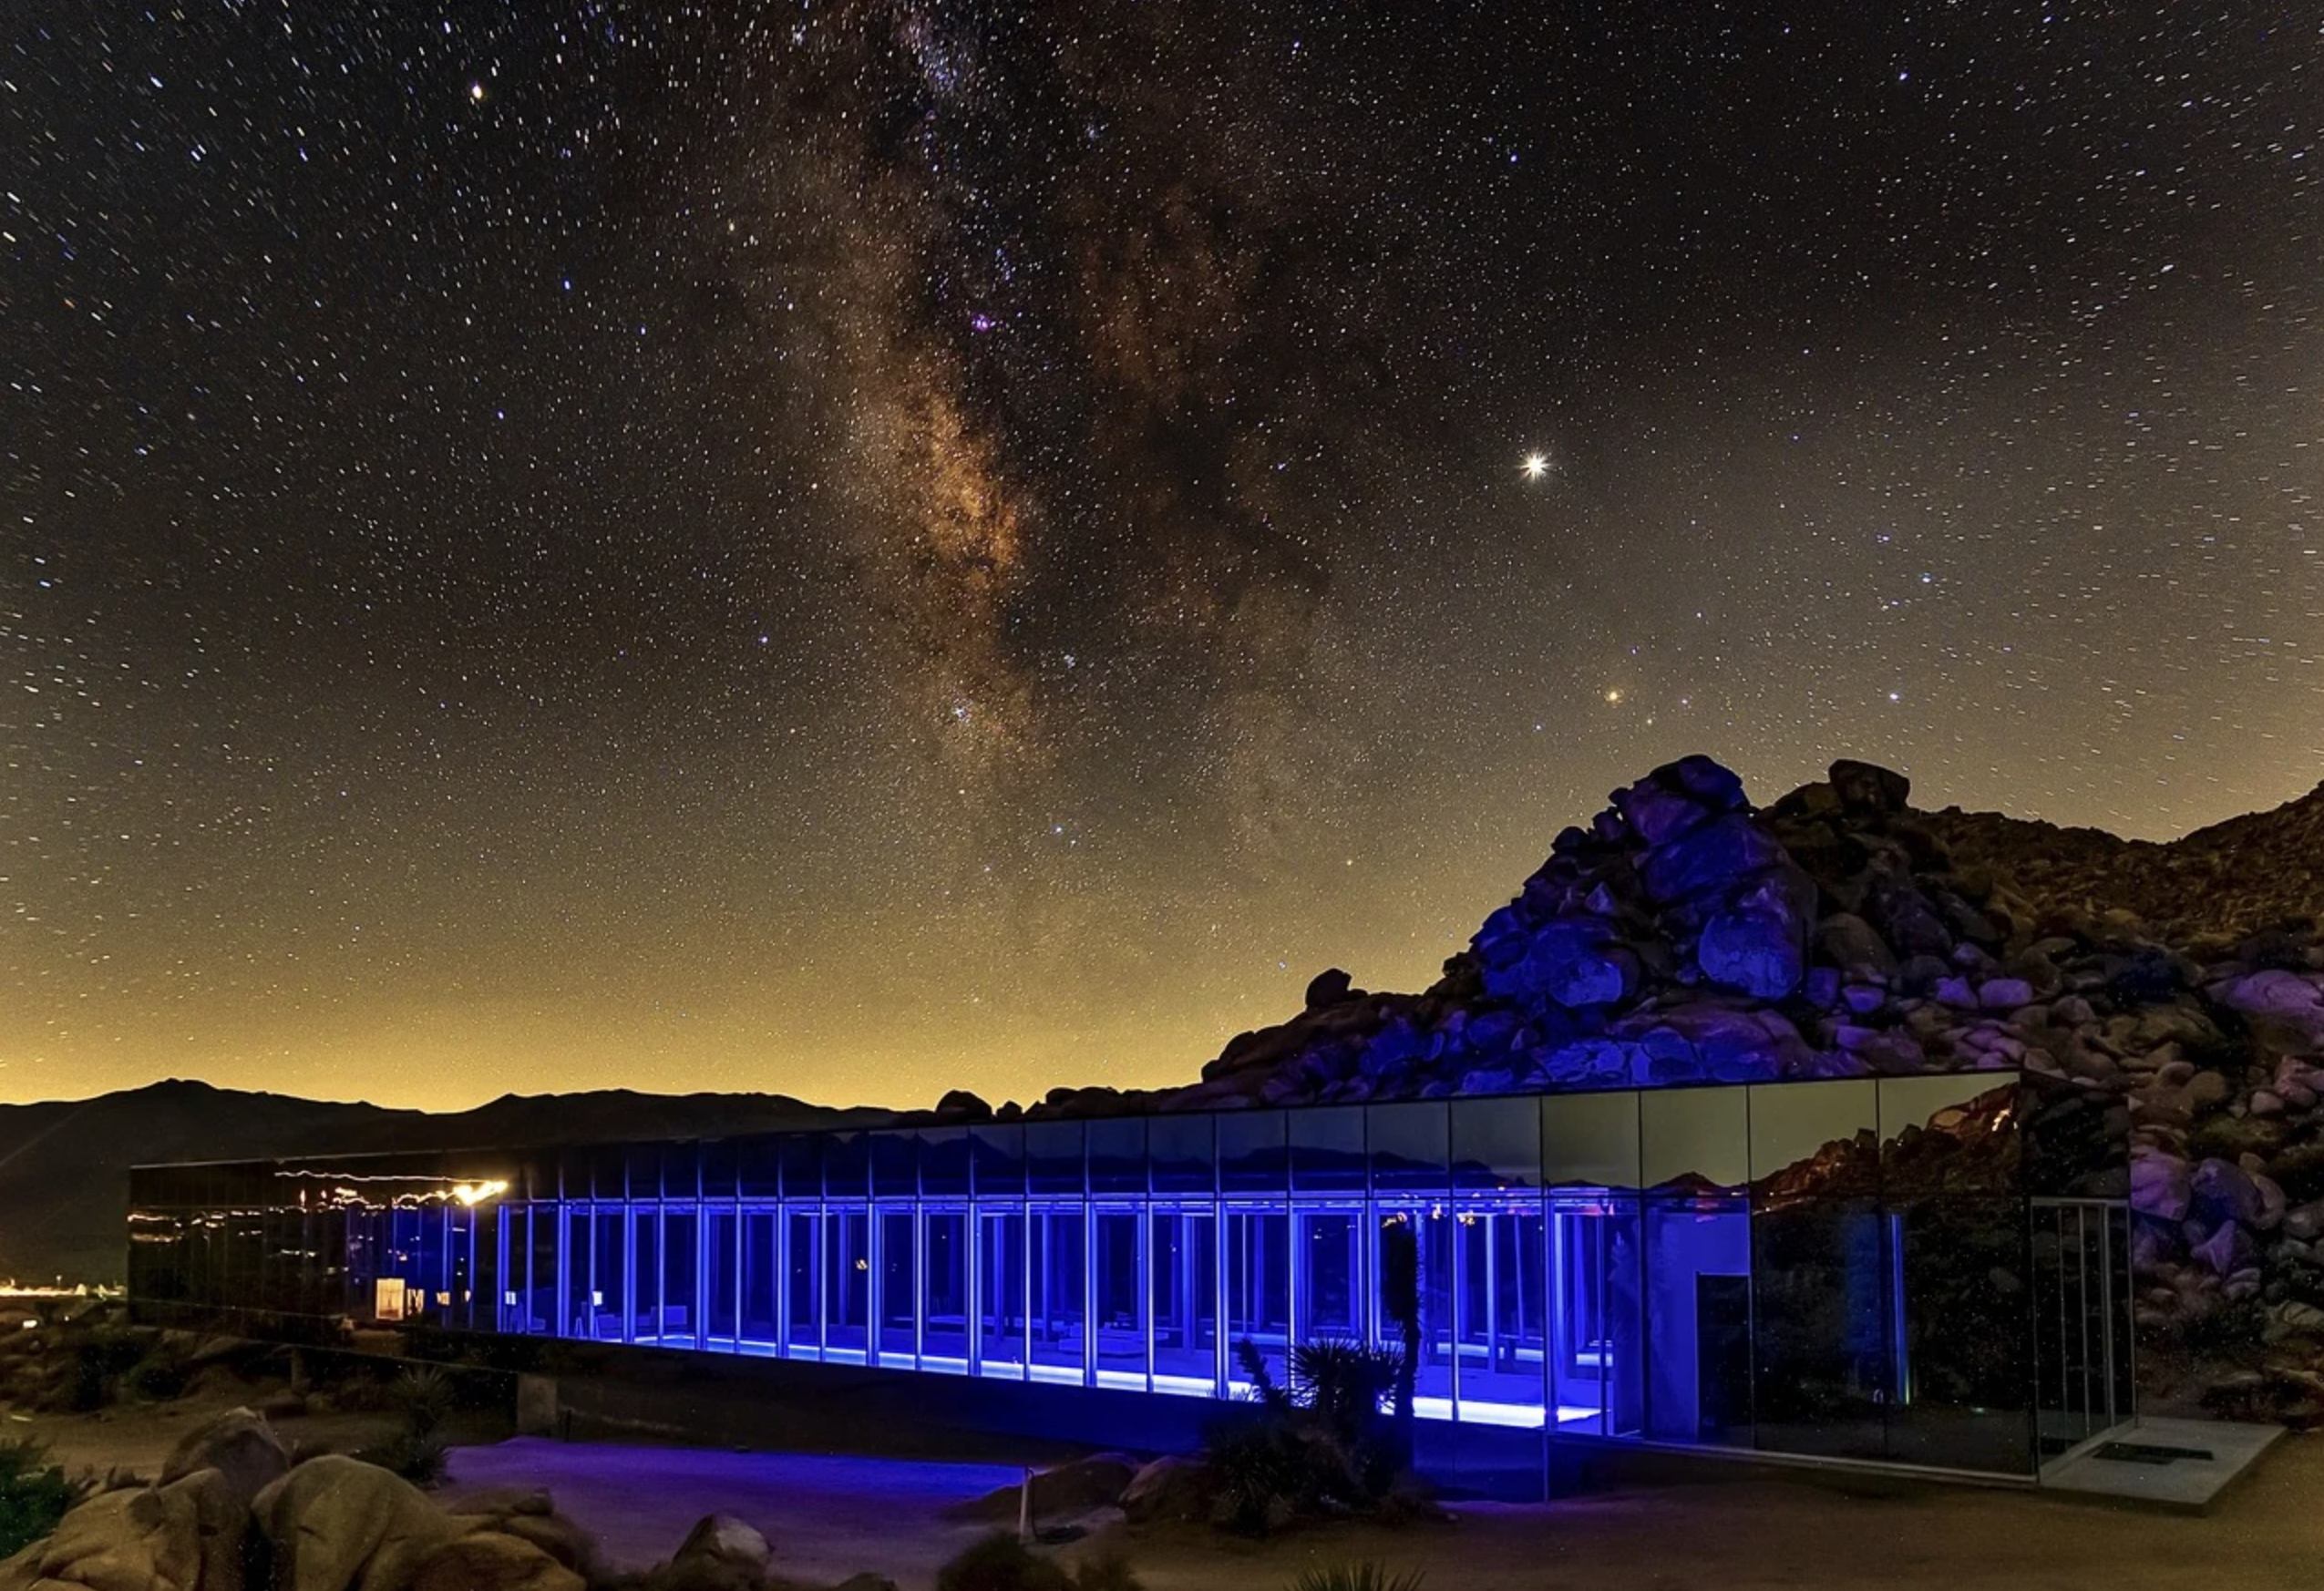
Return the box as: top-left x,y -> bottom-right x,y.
5,2 -> 2320,1111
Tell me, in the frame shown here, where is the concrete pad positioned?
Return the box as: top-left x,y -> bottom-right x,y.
2041,1416 -> 2285,1511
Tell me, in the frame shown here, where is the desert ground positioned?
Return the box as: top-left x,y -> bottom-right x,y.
11,1389 -> 2308,1590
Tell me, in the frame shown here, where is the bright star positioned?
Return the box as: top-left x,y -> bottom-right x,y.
1520,451 -> 1549,481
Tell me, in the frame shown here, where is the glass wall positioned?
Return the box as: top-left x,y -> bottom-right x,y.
127,1070 -> 2085,1478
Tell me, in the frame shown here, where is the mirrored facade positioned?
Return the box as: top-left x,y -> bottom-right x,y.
128,1070 -> 2127,1481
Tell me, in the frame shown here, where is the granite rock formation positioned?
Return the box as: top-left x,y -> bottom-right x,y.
997,754 -> 2324,1425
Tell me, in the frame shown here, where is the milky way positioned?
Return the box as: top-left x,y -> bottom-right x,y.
4,2 -> 2320,1108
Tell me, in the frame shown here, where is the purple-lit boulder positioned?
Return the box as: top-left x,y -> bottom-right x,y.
1698,908 -> 1805,999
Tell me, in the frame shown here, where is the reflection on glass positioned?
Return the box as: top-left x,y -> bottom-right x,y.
1453,1098 -> 1542,1191
1640,1089 -> 1748,1192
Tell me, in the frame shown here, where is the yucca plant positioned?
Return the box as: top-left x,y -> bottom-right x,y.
1286,1563 -> 1424,1591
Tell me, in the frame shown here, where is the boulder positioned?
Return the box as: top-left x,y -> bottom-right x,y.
0,1469 -> 240,1591
665,1514 -> 771,1591
1828,759 -> 1910,814
1303,968 -> 1355,1009
932,1089 -> 993,1122
2131,1150 -> 2191,1221
489,1514 -> 600,1581
159,1408 -> 287,1511
252,1454 -> 455,1591
1119,1455 -> 1208,1524
408,1532 -> 582,1591
1697,908 -> 1804,999
1817,913 -> 1897,977
446,1488 -> 554,1521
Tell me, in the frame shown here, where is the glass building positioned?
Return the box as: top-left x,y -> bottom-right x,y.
127,1069 -> 2130,1483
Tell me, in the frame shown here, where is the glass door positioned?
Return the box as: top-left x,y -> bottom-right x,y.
2032,1198 -> 2131,1461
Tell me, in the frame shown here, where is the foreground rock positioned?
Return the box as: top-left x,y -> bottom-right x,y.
0,1469 -> 242,1591
253,1455 -> 457,1591
159,1407 -> 290,1510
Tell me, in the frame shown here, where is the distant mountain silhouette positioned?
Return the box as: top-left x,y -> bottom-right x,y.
0,1080 -> 873,1285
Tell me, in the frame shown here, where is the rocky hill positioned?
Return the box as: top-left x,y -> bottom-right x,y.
1005,754 -> 2320,1423
0,1082 -> 874,1287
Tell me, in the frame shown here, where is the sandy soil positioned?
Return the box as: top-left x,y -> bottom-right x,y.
449,1432 -> 2315,1591
15,1397 -> 2311,1590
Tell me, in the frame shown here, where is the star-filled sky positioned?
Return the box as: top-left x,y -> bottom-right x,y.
4,1 -> 2320,1111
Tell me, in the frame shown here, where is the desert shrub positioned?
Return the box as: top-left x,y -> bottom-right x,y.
123,1337 -> 191,1402
393,1365 -> 455,1437
66,1329 -> 147,1412
357,1429 -> 450,1486
0,1437 -> 86,1559
933,1533 -> 1142,1591
354,1366 -> 456,1484
1202,1421 -> 1312,1536
1287,1564 -> 1425,1591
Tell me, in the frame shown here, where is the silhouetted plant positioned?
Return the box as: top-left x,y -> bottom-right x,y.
1287,1564 -> 1425,1591
1380,1216 -> 1422,1469
355,1365 -> 455,1484
0,1437 -> 86,1560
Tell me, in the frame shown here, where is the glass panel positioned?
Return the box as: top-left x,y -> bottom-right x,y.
1088,1119 -> 1147,1195
1150,1209 -> 1218,1391
921,1129 -> 971,1197
1149,1116 -> 1216,1195
972,1124 -> 1026,1199
2022,1073 -> 2123,1199
701,1141 -> 737,1200
742,1210 -> 779,1348
1880,1074 -> 2024,1201
922,1211 -> 971,1366
1640,1089 -> 1748,1192
628,1144 -> 663,1200
1453,1098 -> 1542,1191
1219,1112 -> 1289,1194
1456,1200 -> 1548,1422
873,1133 -> 919,1199
1751,1196 -> 1887,1461
739,1138 -> 781,1200
562,1208 -> 592,1339
1227,1207 -> 1291,1391
662,1143 -> 701,1199
1028,1123 -> 1086,1196
591,1148 -> 626,1200
825,1209 -> 869,1357
632,1209 -> 662,1343
784,1211 -> 821,1356
1641,1195 -> 1752,1445
1369,1103 -> 1450,1193
1291,1107 -> 1367,1193
1030,1207 -> 1086,1380
878,1209 -> 917,1360
591,1210 -> 627,1340
1887,1197 -> 2033,1473
778,1135 -> 820,1199
1544,1092 -> 1641,1190
661,1207 -> 700,1347
1095,1210 -> 1147,1382
706,1209 -> 739,1346
1372,1206 -> 1454,1412
824,1134 -> 870,1202
1296,1208 -> 1363,1340
979,1208 -> 1027,1376
524,1206 -> 558,1336
1749,1080 -> 1877,1197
